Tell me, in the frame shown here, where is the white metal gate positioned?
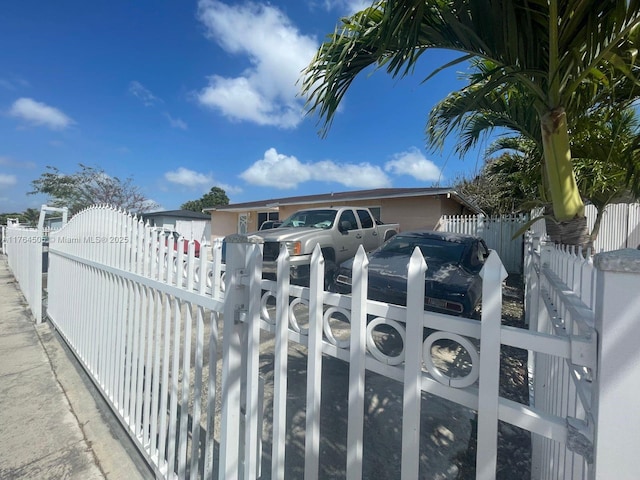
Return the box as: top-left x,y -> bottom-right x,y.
439,214 -> 527,274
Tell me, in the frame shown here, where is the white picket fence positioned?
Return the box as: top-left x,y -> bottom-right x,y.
529,203 -> 640,252
524,237 -> 640,479
524,239 -> 594,479
439,214 -> 528,274
4,224 -> 44,323
5,204 -> 640,479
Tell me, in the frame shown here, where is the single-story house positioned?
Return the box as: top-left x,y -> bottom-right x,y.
141,209 -> 212,242
204,188 -> 481,239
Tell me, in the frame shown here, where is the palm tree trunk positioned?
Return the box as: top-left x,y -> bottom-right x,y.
540,108 -> 591,248
540,108 -> 585,220
543,211 -> 592,249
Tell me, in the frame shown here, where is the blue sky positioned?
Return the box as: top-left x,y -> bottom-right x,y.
0,0 -> 490,214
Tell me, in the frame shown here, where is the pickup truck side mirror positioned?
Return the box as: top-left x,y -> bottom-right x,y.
339,220 -> 352,233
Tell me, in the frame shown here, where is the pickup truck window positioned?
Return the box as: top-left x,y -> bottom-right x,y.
356,209 -> 374,228
280,209 -> 337,228
338,210 -> 358,231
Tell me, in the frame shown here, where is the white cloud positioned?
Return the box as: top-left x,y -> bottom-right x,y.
196,1 -> 318,128
129,81 -> 162,107
165,167 -> 213,188
240,148 -> 311,188
9,98 -> 74,130
240,148 -> 390,189
217,182 -> 243,195
164,113 -> 188,130
384,147 -> 443,182
0,173 -> 17,187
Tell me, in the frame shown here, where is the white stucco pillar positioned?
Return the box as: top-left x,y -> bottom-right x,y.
591,248 -> 640,479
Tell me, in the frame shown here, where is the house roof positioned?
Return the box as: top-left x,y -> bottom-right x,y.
141,209 -> 210,220
203,187 -> 481,214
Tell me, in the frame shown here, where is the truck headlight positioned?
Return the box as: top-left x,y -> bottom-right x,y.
284,241 -> 302,256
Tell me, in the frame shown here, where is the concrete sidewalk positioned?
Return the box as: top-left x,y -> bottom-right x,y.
0,257 -> 152,479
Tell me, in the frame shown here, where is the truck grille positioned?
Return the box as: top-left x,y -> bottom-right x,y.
262,241 -> 281,262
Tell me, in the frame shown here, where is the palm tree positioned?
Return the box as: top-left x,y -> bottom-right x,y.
20,208 -> 41,227
302,0 -> 640,246
571,107 -> 640,242
469,106 -> 640,244
430,60 -> 640,244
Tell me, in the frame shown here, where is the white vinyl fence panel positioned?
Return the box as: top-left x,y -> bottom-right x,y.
4,224 -> 43,323
524,237 -> 640,480
439,214 -> 527,274
175,219 -> 211,243
46,206 -> 225,479
530,203 -> 640,252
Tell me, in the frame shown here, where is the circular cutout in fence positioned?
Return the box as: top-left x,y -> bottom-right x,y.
260,290 -> 277,324
365,317 -> 406,365
193,263 -> 204,285
422,331 -> 479,388
323,307 -> 351,348
288,297 -> 310,335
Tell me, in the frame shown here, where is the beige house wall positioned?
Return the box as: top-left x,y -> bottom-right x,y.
376,197 -> 441,231
440,196 -> 471,216
211,212 -> 238,239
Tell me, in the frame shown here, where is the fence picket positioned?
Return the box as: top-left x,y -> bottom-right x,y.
476,252 -> 508,477
401,248 -> 426,480
346,246 -> 368,479
271,244 -> 290,480
304,245 -> 325,480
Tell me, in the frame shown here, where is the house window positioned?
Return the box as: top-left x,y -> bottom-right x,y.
368,207 -> 381,222
257,211 -> 279,228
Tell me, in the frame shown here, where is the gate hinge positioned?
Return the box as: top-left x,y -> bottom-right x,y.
234,307 -> 247,324
566,416 -> 593,464
570,333 -> 597,375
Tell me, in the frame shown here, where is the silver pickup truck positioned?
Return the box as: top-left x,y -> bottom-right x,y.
251,206 -> 399,287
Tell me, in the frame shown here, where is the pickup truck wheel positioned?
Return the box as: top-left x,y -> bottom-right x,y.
324,259 -> 337,291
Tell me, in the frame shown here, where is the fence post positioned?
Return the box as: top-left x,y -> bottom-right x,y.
476,251 -> 508,478
590,248 -> 640,479
524,235 -> 534,328
219,234 -> 262,480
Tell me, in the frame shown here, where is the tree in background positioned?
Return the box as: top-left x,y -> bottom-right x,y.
302,0 -> 640,247
20,208 -> 41,226
29,164 -> 157,215
455,144 -> 541,216
0,212 -> 24,227
181,186 -> 229,212
0,209 -> 42,227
